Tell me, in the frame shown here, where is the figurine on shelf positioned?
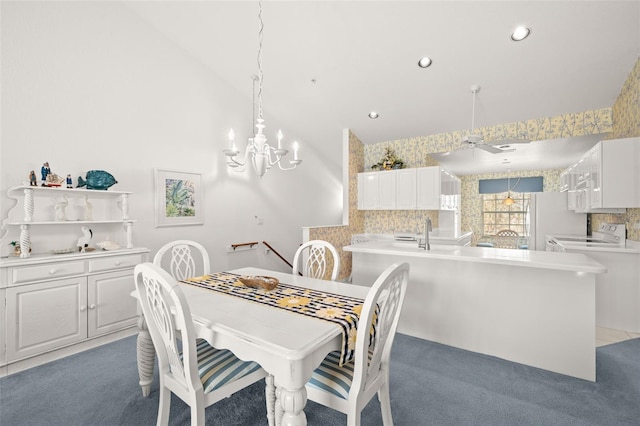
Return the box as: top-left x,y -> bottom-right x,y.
66,174 -> 73,188
54,195 -> 68,221
77,170 -> 117,190
83,195 -> 93,221
41,162 -> 51,186
77,226 -> 93,252
8,241 -> 31,256
29,170 -> 37,186
45,172 -> 64,187
9,241 -> 21,256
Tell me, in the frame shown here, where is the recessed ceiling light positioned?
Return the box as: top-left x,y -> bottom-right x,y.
418,57 -> 432,68
511,26 -> 531,41
368,112 -> 379,119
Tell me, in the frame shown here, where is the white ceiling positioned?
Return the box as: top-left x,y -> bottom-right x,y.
125,1 -> 640,174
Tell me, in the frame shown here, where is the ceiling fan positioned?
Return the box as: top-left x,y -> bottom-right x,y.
461,85 -> 530,154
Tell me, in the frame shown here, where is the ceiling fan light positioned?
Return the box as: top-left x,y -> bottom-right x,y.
511,26 -> 531,41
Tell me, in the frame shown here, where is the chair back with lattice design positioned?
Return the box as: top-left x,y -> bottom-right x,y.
292,240 -> 340,281
153,240 -> 210,281
134,263 -> 202,394
350,263 -> 408,399
495,229 -> 519,249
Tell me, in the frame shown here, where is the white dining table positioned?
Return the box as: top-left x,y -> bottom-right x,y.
134,266 -> 370,426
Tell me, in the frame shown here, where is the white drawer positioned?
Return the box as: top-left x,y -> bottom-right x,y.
10,261 -> 86,285
88,254 -> 144,273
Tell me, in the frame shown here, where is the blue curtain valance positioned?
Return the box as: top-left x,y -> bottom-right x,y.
479,176 -> 543,194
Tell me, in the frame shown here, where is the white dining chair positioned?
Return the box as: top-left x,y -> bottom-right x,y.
134,262 -> 268,426
304,262 -> 409,426
292,240 -> 340,281
153,240 -> 210,281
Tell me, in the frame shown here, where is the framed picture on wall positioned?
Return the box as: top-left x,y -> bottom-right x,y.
154,169 -> 203,227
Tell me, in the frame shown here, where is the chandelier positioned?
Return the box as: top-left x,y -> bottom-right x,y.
223,1 -> 302,178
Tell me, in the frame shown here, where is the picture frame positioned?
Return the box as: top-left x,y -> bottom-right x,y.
154,169 -> 203,227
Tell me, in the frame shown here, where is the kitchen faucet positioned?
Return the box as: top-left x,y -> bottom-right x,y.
419,217 -> 432,250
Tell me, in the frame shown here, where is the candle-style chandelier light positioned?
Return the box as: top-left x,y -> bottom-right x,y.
223,1 -> 302,178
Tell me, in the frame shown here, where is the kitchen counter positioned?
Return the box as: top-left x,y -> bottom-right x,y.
550,235 -> 640,253
344,240 -> 606,273
347,240 -> 606,381
352,231 -> 473,247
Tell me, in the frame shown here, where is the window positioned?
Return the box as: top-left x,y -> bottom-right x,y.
482,192 -> 531,236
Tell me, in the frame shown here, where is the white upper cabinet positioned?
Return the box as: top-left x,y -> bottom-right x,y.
395,168 -> 417,210
439,168 -> 461,211
378,171 -> 397,210
358,172 -> 380,210
358,167 -> 459,211
591,137 -> 640,208
357,170 -> 396,210
417,167 -> 460,211
416,167 -> 440,210
569,137 -> 640,212
560,164 -> 578,210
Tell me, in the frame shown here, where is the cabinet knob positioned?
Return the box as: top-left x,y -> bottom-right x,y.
49,269 -> 57,275
80,306 -> 87,312
114,261 -> 121,266
89,304 -> 96,310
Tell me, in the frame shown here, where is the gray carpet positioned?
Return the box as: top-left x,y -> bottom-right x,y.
1,333 -> 638,425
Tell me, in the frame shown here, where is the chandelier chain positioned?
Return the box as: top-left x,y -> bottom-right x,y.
257,0 -> 264,121
222,0 -> 302,178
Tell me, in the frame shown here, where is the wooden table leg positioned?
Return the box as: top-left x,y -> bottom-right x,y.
265,374 -> 276,426
278,386 -> 307,426
275,385 -> 283,426
136,315 -> 155,397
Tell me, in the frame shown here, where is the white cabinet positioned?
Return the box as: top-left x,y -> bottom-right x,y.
6,277 -> 88,361
3,185 -> 135,258
1,250 -> 147,365
378,171 -> 397,210
589,137 -> 640,209
1,183 -> 148,372
416,167 -> 440,210
568,137 -> 640,212
395,168 -> 416,209
417,167 -> 460,211
560,163 -> 578,210
358,172 -> 380,210
439,168 -> 461,211
88,269 -> 140,336
357,170 -> 397,210
359,167 -> 460,211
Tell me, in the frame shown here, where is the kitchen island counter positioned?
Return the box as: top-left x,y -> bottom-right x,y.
346,241 -> 606,381
344,240 -> 606,273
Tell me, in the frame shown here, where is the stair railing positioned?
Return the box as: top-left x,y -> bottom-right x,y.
262,241 -> 302,275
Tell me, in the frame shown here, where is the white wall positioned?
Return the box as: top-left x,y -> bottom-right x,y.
0,1 -> 343,271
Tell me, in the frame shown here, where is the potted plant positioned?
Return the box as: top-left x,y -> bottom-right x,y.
371,147 -> 404,170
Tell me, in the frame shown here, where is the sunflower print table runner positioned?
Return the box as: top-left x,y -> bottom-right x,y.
182,272 -> 378,366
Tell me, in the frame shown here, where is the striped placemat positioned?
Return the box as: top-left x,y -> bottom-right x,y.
182,272 -> 377,366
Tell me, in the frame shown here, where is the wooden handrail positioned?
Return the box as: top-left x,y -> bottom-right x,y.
230,241 -> 258,250
262,241 -> 297,272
